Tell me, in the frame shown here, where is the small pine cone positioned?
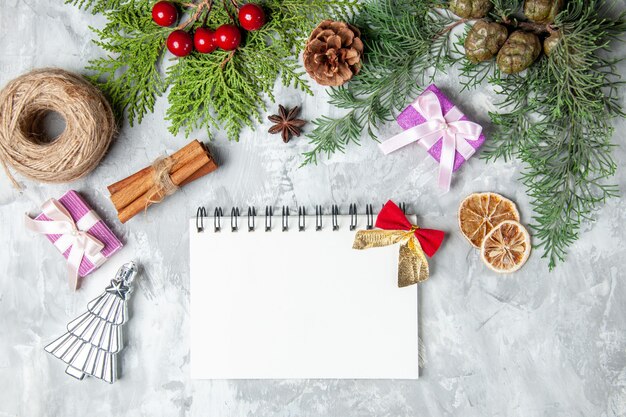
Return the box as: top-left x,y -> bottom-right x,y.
303,20 -> 364,87
449,0 -> 493,19
465,20 -> 508,64
543,30 -> 562,56
497,31 -> 541,74
524,0 -> 563,24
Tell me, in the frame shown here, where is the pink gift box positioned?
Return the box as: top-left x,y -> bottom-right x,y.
396,84 -> 485,171
34,190 -> 123,278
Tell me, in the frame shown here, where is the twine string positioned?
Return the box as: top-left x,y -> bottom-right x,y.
147,157 -> 179,205
0,68 -> 116,188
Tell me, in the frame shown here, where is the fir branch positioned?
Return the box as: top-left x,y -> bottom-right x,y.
459,59 -> 499,92
71,0 -> 359,140
483,0 -> 626,268
302,112 -> 362,165
303,0 -> 456,165
87,2 -> 168,125
66,0 -> 127,14
165,0 -> 358,140
449,25 -> 499,91
490,0 -> 523,21
166,51 -> 250,139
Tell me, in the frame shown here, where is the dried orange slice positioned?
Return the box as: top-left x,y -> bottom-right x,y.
481,220 -> 531,273
458,192 -> 520,248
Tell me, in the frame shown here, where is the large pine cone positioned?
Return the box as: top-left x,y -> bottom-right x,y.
524,0 -> 563,24
465,20 -> 508,64
303,20 -> 363,87
497,31 -> 541,74
449,0 -> 493,19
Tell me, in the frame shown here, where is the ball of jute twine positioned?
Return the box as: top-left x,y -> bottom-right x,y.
0,68 -> 116,188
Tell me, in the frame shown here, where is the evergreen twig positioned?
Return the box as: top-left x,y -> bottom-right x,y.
302,0 -> 456,165
483,0 -> 626,268
72,0 -> 626,270
70,0 -> 360,140
305,0 -> 625,270
86,1 -> 168,125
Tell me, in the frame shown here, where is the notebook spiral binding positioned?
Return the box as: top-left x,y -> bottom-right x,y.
196,203 -> 407,233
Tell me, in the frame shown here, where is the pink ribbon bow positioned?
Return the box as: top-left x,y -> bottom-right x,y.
379,90 -> 482,192
25,199 -> 106,290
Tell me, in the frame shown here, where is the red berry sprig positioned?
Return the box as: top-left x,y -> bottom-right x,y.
153,0 -> 267,57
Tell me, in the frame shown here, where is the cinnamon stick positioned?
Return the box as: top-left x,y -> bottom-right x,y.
107,166 -> 152,195
117,151 -> 212,223
107,140 -> 204,195
180,159 -> 218,186
180,144 -> 218,186
109,140 -> 205,211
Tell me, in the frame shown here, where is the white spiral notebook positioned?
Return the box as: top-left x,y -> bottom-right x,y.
189,206 -> 419,379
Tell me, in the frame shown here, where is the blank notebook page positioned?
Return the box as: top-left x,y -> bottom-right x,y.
189,215 -> 419,379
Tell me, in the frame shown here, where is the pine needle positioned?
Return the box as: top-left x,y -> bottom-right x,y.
70,0 -> 360,140
302,0 -> 457,166
483,0 -> 626,268
86,1 -> 167,125
304,0 -> 626,269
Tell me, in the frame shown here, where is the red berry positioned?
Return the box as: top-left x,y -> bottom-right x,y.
238,3 -> 266,31
152,1 -> 178,27
167,30 -> 193,57
214,24 -> 242,51
194,27 -> 217,54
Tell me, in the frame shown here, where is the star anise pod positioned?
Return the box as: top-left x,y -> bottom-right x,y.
268,105 -> 307,143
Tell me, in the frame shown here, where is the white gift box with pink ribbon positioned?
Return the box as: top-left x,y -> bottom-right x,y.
379,84 -> 486,192
25,190 -> 123,290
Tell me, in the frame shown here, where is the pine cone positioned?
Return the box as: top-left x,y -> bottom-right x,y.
543,30 -> 562,56
465,20 -> 508,64
449,0 -> 493,19
497,31 -> 541,74
303,20 -> 363,87
524,0 -> 563,24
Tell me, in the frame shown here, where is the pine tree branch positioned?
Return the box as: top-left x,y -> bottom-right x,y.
490,0 -> 523,21
303,0 -> 456,165
482,0 -> 626,268
70,0 -> 360,140
86,2 -> 168,125
65,0 -> 128,14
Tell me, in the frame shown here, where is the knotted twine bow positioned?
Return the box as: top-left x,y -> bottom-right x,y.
352,201 -> 445,287
379,90 -> 482,192
25,199 -> 106,290
147,156 -> 179,204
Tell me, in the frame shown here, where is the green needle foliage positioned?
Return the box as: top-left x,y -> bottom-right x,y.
306,0 -> 625,269
68,0 -> 359,139
450,26 -> 500,91
483,1 -> 626,268
67,0 -> 124,14
490,0 -> 522,19
87,2 -> 169,125
302,0 -> 457,165
70,0 -> 625,268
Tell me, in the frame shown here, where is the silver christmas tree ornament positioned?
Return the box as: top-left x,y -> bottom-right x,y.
45,261 -> 139,383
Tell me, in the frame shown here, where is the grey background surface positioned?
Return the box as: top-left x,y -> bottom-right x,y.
1,1 -> 625,416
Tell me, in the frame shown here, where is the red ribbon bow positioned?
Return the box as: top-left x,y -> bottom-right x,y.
375,201 -> 444,257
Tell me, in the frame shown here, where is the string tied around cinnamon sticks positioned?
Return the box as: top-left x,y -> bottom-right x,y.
108,140 -> 218,223
148,157 -> 179,204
